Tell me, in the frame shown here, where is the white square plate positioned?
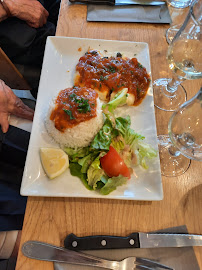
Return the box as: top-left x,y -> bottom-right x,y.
20,36 -> 163,201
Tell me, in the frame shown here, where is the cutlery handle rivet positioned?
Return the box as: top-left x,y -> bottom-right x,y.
129,239 -> 135,245
101,239 -> 107,246
72,241 -> 78,247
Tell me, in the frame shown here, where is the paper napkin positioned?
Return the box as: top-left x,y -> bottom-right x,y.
87,3 -> 172,23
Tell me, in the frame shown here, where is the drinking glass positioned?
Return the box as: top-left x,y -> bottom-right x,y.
166,0 -> 199,44
153,0 -> 202,111
166,23 -> 183,44
167,0 -> 193,8
158,87 -> 202,177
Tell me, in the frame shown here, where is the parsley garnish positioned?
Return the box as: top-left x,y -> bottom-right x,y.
69,93 -> 77,100
77,99 -> 91,113
138,63 -> 143,69
63,109 -> 75,120
137,87 -> 141,94
108,65 -> 117,73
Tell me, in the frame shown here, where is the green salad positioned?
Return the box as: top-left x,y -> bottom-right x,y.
64,89 -> 157,195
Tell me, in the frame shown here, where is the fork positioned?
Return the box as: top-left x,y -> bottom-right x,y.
22,241 -> 174,270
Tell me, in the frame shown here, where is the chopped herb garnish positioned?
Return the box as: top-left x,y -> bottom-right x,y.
104,49 -> 108,53
138,63 -> 143,68
134,53 -> 137,56
108,65 -> 117,73
99,75 -> 108,81
130,71 -> 134,74
77,99 -> 91,113
69,93 -> 77,100
63,109 -> 75,120
116,52 -> 122,57
111,87 -> 115,92
137,87 -> 141,94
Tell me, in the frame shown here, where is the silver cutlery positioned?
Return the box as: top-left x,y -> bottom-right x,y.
22,240 -> 173,270
69,0 -> 165,6
64,232 -> 202,250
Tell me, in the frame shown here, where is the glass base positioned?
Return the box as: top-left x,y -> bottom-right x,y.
153,78 -> 187,112
166,24 -> 181,44
167,0 -> 192,8
158,143 -> 191,177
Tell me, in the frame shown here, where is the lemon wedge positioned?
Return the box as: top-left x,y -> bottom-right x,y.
40,148 -> 69,179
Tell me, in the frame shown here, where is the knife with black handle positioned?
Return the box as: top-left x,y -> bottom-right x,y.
69,0 -> 165,5
64,232 -> 202,250
69,0 -> 115,5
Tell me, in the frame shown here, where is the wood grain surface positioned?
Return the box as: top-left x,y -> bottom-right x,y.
16,2 -> 202,269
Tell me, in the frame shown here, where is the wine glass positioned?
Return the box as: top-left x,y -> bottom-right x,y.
166,0 -> 194,44
166,0 -> 201,44
166,23 -> 184,44
158,86 -> 202,177
153,0 -> 202,111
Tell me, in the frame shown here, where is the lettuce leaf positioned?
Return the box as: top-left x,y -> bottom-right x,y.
64,147 -> 90,162
124,128 -> 145,148
111,137 -> 125,153
100,175 -> 127,195
134,141 -> 157,169
69,163 -> 92,190
115,116 -> 131,136
78,152 -> 99,173
87,156 -> 104,189
90,119 -> 113,150
102,88 -> 128,113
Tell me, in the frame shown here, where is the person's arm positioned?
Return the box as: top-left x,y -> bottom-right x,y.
0,80 -> 34,133
1,0 -> 49,28
0,3 -> 8,22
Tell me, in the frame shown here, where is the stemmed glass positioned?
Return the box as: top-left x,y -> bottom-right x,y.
153,0 -> 202,111
165,0 -> 195,44
158,86 -> 202,177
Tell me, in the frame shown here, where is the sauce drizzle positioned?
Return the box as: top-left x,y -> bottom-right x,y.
50,86 -> 98,132
75,50 -> 151,106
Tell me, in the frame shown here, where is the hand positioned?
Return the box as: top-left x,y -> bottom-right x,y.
0,80 -> 34,133
6,0 -> 49,28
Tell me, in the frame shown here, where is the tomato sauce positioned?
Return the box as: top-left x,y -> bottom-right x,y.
50,87 -> 98,132
75,50 -> 151,106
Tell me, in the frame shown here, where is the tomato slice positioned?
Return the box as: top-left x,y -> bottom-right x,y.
100,146 -> 131,179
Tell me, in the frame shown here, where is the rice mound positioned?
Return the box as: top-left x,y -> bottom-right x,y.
45,97 -> 104,148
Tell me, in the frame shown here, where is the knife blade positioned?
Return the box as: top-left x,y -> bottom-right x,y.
69,0 -> 165,6
64,232 -> 202,250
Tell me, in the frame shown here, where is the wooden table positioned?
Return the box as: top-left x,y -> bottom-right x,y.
16,2 -> 202,269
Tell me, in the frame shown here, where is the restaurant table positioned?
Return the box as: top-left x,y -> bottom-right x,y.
15,1 -> 202,269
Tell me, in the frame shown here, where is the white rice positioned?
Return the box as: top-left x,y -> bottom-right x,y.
45,97 -> 104,148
